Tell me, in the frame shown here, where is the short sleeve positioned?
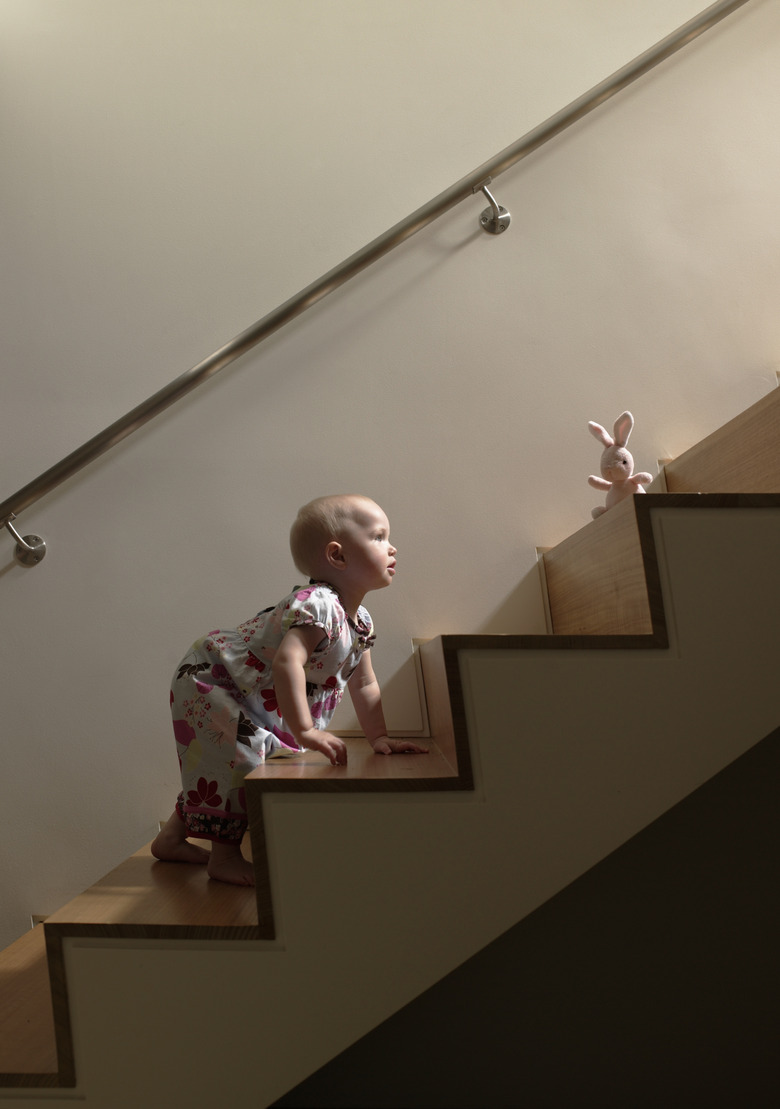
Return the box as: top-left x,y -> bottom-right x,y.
354,605 -> 376,651
280,585 -> 346,648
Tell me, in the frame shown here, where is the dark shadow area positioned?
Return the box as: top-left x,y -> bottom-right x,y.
272,726 -> 780,1109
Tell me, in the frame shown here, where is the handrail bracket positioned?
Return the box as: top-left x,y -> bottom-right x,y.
3,514 -> 46,567
474,179 -> 511,235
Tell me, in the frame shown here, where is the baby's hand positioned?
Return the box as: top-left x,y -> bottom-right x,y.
301,730 -> 348,766
371,737 -> 429,756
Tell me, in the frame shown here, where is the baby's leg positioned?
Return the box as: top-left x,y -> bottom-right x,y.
207,840 -> 255,887
151,810 -> 210,865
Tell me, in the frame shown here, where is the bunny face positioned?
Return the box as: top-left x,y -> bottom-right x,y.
600,445 -> 635,482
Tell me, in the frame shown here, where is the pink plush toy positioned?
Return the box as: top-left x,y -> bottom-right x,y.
588,411 -> 653,519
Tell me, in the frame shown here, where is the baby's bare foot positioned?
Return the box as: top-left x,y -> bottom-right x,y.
207,844 -> 256,887
151,812 -> 209,865
152,835 -> 210,865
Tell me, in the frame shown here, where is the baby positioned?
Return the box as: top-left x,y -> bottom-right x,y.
152,494 -> 427,885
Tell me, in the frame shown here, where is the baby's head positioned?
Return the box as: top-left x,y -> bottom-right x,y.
290,494 -> 386,580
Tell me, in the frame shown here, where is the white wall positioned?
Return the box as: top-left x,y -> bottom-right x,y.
2,0 -> 779,952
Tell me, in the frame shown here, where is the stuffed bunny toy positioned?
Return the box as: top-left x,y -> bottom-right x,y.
588,411 -> 653,519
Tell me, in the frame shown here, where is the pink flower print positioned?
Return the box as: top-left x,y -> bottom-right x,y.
261,686 -> 281,716
246,651 -> 266,674
271,724 -> 298,749
195,680 -> 213,694
308,676 -> 341,720
295,587 -> 315,602
187,777 -> 222,808
322,675 -> 341,713
173,718 -> 196,746
211,664 -> 229,681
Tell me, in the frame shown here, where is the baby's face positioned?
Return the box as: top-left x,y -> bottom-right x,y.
338,500 -> 397,593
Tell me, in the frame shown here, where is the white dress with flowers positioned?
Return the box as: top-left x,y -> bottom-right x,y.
170,582 -> 375,843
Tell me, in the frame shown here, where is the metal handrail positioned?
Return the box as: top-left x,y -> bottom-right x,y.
0,0 -> 750,532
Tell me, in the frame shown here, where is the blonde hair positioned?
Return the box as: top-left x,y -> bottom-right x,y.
289,494 -> 377,577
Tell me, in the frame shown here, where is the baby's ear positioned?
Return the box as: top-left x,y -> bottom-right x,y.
325,540 -> 346,569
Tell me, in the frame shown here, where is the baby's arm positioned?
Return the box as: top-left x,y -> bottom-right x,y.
349,650 -> 428,755
272,625 -> 347,765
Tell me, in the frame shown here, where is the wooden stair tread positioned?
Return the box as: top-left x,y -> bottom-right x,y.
44,843 -> 259,938
0,925 -> 58,1079
247,736 -> 457,788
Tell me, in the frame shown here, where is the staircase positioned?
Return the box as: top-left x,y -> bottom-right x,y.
1,388 -> 777,1107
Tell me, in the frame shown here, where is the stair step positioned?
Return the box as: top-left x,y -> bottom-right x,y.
0,843 -> 262,1088
0,925 -> 58,1084
246,648 -> 471,938
44,842 -> 260,938
664,386 -> 780,492
0,725 -> 462,1089
542,493 -> 658,637
542,386 -> 780,638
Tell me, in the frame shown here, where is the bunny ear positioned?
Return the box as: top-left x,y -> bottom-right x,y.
613,411 -> 634,447
588,421 -> 614,447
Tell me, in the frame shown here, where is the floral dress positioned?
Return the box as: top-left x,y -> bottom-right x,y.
171,582 -> 375,842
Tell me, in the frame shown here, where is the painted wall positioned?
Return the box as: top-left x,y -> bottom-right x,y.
2,0 -> 779,953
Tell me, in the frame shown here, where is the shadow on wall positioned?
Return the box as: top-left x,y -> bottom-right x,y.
332,648 -> 428,738
477,563 -> 548,634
